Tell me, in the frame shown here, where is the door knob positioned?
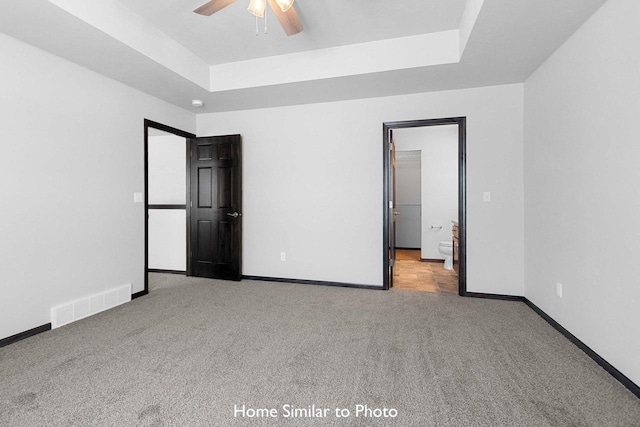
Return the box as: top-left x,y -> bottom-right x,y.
227,212 -> 241,218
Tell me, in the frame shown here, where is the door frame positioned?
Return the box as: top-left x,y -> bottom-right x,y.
382,117 -> 467,294
140,119 -> 195,298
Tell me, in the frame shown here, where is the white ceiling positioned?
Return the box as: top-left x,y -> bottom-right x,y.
0,0 -> 609,113
122,0 -> 468,64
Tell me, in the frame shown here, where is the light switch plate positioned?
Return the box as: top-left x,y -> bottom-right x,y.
556,282 -> 563,298
133,192 -> 143,203
483,192 -> 491,202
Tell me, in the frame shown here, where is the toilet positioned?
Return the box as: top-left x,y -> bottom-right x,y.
438,241 -> 454,270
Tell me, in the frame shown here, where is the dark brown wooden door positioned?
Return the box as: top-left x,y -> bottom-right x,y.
188,135 -> 242,281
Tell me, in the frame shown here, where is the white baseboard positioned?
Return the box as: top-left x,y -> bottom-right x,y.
51,284 -> 131,329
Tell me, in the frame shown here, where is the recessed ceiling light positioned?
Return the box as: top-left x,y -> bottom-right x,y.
192,99 -> 204,107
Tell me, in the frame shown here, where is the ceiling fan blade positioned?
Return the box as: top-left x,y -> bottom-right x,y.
267,0 -> 303,36
194,0 -> 237,16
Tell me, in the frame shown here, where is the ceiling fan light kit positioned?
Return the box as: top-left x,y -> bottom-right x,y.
247,0 -> 266,18
273,0 -> 294,13
194,0 -> 302,36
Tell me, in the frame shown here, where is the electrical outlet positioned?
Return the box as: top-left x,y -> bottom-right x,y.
280,252 -> 286,261
556,282 -> 563,298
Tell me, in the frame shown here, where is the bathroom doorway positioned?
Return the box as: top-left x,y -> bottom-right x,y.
383,117 -> 466,294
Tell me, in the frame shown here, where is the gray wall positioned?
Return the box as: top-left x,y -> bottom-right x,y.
524,0 -> 640,385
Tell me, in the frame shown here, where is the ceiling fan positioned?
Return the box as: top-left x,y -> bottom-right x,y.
194,0 -> 303,36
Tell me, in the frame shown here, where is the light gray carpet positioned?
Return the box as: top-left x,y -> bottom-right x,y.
1,274 -> 639,426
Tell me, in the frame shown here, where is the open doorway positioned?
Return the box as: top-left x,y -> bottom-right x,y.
394,126 -> 458,293
383,117 -> 466,295
141,120 -> 195,297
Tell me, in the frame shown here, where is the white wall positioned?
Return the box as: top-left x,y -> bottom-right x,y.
395,126 -> 459,259
524,0 -> 640,385
0,33 -> 194,340
148,134 -> 186,205
148,133 -> 187,271
197,84 -> 524,294
148,210 -> 187,271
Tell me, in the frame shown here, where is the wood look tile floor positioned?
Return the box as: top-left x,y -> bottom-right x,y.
393,249 -> 459,294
